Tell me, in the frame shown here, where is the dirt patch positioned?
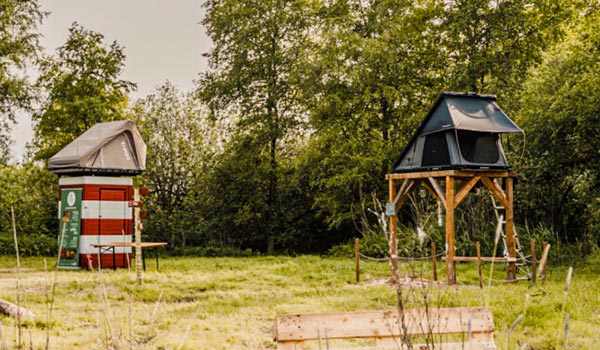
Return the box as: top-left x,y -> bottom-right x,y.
360,276 -> 444,288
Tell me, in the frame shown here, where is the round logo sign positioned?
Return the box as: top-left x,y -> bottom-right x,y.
67,191 -> 76,207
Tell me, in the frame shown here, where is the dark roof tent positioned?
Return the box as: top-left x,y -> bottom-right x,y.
394,92 -> 522,173
48,120 -> 147,176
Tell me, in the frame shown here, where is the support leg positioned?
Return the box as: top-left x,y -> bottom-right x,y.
445,176 -> 456,285
505,178 -> 517,282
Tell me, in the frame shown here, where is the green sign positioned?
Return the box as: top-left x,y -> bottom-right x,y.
58,188 -> 82,269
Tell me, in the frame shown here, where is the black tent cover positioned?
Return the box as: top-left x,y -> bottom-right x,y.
393,92 -> 522,173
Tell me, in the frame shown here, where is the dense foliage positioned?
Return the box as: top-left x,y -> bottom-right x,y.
1,0 -> 598,257
0,0 -> 44,163
31,22 -> 135,161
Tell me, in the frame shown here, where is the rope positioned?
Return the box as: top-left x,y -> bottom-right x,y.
358,250 -> 445,263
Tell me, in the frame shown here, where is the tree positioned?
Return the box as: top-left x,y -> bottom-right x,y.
0,0 -> 44,163
516,6 -> 600,245
131,82 -> 219,248
199,0 -> 316,253
32,22 -> 135,161
300,0 -> 446,232
443,0 -> 574,113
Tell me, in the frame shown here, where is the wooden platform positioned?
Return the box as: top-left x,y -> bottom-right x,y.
274,307 -> 496,350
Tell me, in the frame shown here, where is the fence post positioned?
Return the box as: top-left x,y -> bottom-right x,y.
355,238 -> 360,283
431,242 -> 438,282
476,242 -> 483,289
530,239 -> 537,286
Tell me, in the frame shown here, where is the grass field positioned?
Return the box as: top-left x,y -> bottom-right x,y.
0,254 -> 599,349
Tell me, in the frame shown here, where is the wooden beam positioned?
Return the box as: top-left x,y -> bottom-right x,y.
392,179 -> 412,205
445,175 -> 456,285
454,176 -> 481,208
426,177 -> 446,208
386,169 -> 516,180
395,180 -> 420,210
481,177 -> 509,208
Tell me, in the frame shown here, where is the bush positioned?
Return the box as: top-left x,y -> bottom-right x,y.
0,234 -> 57,256
170,245 -> 254,257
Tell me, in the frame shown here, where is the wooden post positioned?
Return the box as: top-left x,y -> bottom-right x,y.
354,238 -> 360,283
134,188 -> 142,285
431,242 -> 438,282
538,242 -> 550,284
388,177 -> 399,284
445,176 -> 456,285
505,178 -> 517,282
477,242 -> 483,289
530,239 -> 537,286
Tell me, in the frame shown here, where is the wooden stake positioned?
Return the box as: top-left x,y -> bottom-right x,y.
530,239 -> 537,286
354,238 -> 360,283
477,242 -> 483,289
564,266 -> 573,293
445,176 -> 456,285
134,188 -> 142,286
537,243 -> 550,284
431,242 -> 437,282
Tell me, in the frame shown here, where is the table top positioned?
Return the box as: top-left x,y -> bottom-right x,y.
92,242 -> 168,248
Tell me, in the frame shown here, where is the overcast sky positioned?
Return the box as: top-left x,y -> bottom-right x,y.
10,0 -> 211,161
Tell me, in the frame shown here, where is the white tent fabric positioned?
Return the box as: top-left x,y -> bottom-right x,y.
48,120 -> 146,175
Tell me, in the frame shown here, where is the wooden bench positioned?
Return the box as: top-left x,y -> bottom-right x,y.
274,307 -> 496,350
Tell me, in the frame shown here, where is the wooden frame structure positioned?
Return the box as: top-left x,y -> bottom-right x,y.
386,169 -> 517,285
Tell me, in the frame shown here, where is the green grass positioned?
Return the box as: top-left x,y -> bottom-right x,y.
0,254 -> 598,349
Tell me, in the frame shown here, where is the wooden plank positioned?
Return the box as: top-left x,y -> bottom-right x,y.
454,176 -> 481,208
481,177 -> 509,208
445,176 -> 456,285
442,256 -> 517,263
375,338 -> 497,350
274,307 -> 495,342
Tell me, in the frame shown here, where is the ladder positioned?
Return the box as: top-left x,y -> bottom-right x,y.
491,194 -> 530,279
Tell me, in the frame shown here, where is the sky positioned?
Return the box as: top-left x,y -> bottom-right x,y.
10,0 -> 211,161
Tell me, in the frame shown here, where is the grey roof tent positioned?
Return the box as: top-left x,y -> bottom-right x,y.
394,92 -> 522,173
48,120 -> 147,176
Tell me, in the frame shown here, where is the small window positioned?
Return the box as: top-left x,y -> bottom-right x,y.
422,133 -> 450,166
457,131 -> 499,164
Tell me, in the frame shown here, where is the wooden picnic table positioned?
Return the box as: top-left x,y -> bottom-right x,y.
91,242 -> 168,271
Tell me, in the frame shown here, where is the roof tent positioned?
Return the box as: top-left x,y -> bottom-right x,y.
394,92 -> 522,173
48,120 -> 147,176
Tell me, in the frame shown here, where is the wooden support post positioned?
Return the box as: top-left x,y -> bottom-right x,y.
505,178 -> 517,282
530,239 -> 537,286
388,177 -> 399,284
477,242 -> 483,289
354,238 -> 360,283
431,242 -> 438,282
445,176 -> 456,285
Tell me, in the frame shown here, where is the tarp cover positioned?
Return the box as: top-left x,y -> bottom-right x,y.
420,92 -> 522,135
48,120 -> 146,175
